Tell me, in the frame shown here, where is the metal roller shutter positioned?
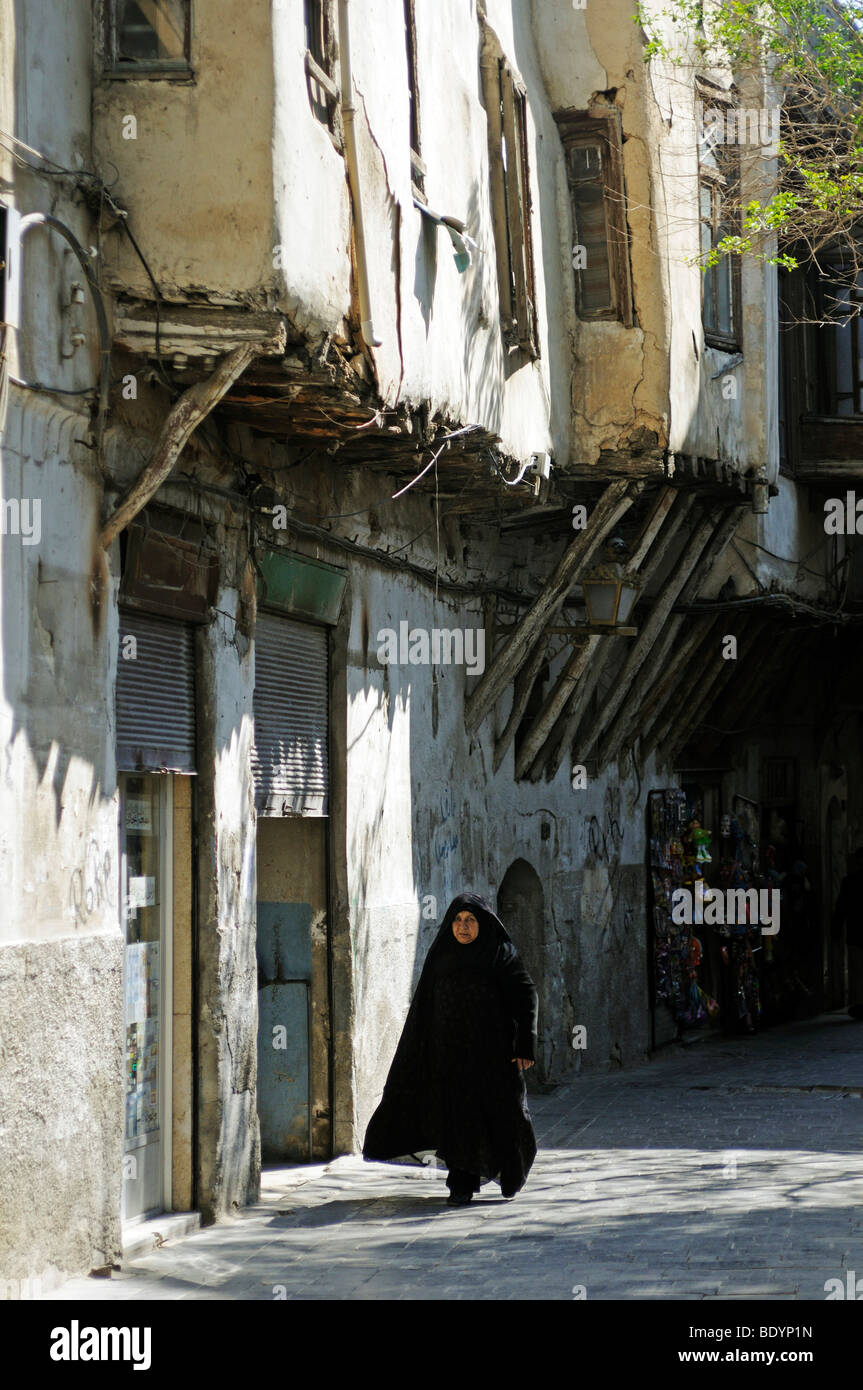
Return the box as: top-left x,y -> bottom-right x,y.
253,613 -> 328,817
116,610 -> 196,773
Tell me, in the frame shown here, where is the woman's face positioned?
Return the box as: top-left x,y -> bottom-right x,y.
452,910 -> 479,944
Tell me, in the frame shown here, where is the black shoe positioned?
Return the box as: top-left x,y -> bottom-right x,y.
446,1192 -> 473,1206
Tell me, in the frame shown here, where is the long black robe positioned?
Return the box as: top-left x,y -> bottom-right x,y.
362,892 -> 538,1193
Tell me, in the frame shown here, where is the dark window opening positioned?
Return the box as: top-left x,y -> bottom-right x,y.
555,108 -> 633,326
305,0 -> 339,135
481,38 -> 540,360
404,0 -> 424,196
107,0 -> 191,72
810,261 -> 863,416
697,88 -> 741,350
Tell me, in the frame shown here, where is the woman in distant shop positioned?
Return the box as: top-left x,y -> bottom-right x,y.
363,892 -> 538,1205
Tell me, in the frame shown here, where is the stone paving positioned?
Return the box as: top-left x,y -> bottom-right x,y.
44,1013 -> 863,1301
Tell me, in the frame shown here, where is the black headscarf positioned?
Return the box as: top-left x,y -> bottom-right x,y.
428,892 -> 512,976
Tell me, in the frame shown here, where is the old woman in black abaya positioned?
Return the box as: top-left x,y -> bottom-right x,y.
363,892 -> 538,1205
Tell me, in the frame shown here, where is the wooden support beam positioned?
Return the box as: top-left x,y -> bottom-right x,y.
492,638 -> 549,773
540,489 -> 696,781
578,505 -> 718,762
539,638 -> 610,781
512,485 -> 681,780
698,619 -> 783,756
514,636 -> 594,779
516,487 -> 683,779
660,617 -> 766,765
736,629 -> 803,732
464,478 -> 640,735
638,615 -> 720,751
603,505 -> 744,762
100,343 -> 259,550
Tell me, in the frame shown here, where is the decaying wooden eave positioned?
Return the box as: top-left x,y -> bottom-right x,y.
464,478 -> 644,738
598,505 -> 747,764
511,486 -> 683,780
660,615 -> 768,765
575,506 -> 739,765
487,490 -> 751,782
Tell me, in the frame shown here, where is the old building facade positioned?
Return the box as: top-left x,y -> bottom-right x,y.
2,0 -> 861,1294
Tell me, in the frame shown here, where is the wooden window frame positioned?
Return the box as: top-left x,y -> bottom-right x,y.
697,81 -> 742,352
480,35 -> 540,360
305,0 -> 342,146
811,258 -> 863,416
555,107 -> 633,326
104,0 -> 193,79
403,0 -> 425,198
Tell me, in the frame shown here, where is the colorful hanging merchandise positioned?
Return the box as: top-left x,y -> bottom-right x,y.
648,791 -> 718,1029
715,816 -> 763,1034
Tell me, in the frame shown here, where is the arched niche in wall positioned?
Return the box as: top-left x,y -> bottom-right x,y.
497,858 -> 546,1081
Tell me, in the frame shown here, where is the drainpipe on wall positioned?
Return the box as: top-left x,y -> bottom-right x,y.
338,0 -> 382,348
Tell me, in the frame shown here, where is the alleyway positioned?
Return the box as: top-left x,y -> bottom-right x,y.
46,1014 -> 863,1302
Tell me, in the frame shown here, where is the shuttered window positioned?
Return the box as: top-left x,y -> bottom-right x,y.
116,610 -> 196,773
567,142 -> 614,314
253,614 -> 329,817
555,108 -> 633,326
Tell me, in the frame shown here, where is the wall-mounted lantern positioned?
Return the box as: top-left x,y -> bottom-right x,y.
581,561 -> 641,629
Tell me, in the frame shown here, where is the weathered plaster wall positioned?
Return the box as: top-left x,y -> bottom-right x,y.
341,536 -> 658,1142
276,0 -> 569,463
95,1 -> 570,465
93,0 -> 276,302
532,0 -> 672,469
195,568 -> 260,1221
642,9 -> 778,475
0,0 -> 127,1291
531,0 -> 778,477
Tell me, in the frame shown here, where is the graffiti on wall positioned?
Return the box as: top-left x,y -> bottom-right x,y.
70,840 -> 114,925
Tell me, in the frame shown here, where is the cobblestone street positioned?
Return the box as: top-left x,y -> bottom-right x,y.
44,1013 -> 863,1302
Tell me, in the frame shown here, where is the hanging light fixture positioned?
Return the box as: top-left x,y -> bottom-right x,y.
581,539 -> 642,627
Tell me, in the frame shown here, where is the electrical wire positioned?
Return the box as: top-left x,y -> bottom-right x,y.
680,593 -> 861,623
11,213 -> 111,450
391,438 -> 450,498
733,532 -> 833,581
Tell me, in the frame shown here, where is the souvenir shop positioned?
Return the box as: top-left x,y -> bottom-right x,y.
647,786 -> 784,1046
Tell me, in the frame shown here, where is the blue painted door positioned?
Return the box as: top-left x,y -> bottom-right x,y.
256,902 -> 313,1160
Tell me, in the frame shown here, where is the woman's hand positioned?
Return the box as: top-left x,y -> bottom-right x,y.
512,1058 -> 534,1070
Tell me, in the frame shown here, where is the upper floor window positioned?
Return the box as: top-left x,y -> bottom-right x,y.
305,0 -> 340,136
697,84 -> 741,350
809,259 -> 863,416
106,0 -> 191,75
555,108 -> 632,325
480,33 -> 539,360
404,0 -> 424,198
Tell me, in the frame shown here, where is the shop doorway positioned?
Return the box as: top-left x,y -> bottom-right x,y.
252,611 -> 333,1162
119,773 -> 194,1222
256,819 -> 330,1160
116,606 -> 197,1226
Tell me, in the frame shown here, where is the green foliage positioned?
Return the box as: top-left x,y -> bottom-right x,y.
636,1 -> 863,273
